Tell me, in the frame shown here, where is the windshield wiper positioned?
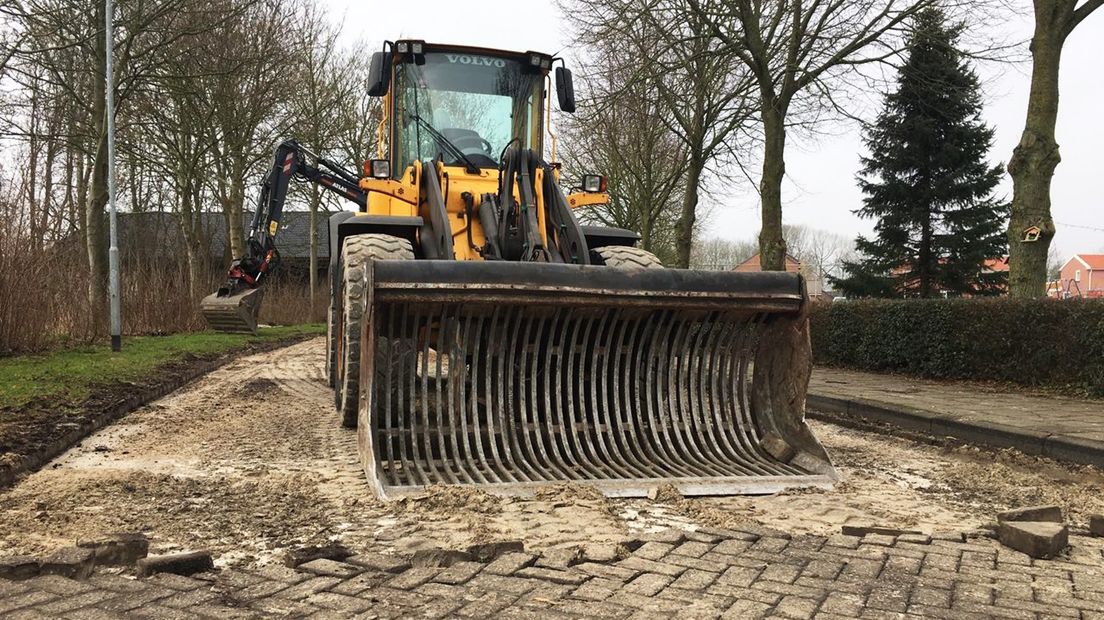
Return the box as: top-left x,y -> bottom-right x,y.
409,114 -> 481,174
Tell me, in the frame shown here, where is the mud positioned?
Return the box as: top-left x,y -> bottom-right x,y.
1,337 -> 1101,567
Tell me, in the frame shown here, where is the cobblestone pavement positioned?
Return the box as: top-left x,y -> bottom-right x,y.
3,526 -> 1104,619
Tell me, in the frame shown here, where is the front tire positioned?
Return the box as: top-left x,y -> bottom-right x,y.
332,234 -> 414,428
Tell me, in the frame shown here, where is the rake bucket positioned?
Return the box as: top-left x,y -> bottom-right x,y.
356,261 -> 837,498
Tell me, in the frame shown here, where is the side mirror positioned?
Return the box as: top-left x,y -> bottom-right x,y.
367,51 -> 391,97
555,66 -> 576,113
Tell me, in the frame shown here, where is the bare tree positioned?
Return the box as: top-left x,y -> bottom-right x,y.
1006,0 -> 1102,297
688,0 -> 957,272
568,0 -> 757,267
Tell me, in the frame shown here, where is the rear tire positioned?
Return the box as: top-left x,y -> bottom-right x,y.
591,245 -> 664,269
333,234 -> 414,429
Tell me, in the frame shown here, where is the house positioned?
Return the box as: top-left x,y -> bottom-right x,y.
733,253 -> 829,299
1057,254 -> 1104,298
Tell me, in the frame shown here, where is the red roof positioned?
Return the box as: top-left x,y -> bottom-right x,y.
1075,254 -> 1104,270
983,256 -> 1010,272
733,253 -> 802,273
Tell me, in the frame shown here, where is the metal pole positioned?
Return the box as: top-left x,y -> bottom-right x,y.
106,0 -> 121,351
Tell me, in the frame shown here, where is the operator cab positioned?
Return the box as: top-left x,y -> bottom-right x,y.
366,40 -> 575,176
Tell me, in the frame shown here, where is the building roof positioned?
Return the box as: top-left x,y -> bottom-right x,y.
733,253 -> 802,273
983,256 -> 1010,272
1072,254 -> 1104,270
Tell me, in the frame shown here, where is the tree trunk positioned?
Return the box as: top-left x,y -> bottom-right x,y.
1007,5 -> 1067,298
919,212 -> 933,298
758,102 -> 788,271
309,186 -> 321,317
674,156 -> 703,269
85,0 -> 109,323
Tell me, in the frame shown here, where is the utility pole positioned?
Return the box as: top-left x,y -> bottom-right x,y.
106,0 -> 121,351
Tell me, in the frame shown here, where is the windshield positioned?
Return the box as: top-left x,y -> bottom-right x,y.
393,51 -> 543,171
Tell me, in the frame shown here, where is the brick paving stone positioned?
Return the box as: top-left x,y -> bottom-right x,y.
712,538 -> 754,556
456,590 -> 518,617
384,567 -> 440,590
721,598 -> 773,619
750,536 -> 791,553
641,529 -> 688,545
665,552 -> 727,572
624,572 -> 672,596
671,540 -> 713,558
303,590 -> 375,613
570,577 -> 620,601
573,561 -> 639,582
274,575 -> 343,600
760,562 -> 802,584
515,566 -> 589,585
35,590 -> 117,615
670,567 -> 718,590
297,558 -> 363,578
484,552 -> 537,576
775,595 -> 822,618
820,591 -> 866,616
617,556 -> 687,577
717,564 -> 761,587
633,541 -> 674,560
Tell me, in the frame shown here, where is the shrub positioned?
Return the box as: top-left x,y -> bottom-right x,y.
809,298 -> 1104,396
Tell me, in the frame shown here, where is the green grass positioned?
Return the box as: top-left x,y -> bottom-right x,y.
0,324 -> 324,410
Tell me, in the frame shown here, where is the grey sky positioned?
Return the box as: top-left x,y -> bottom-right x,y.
324,0 -> 1102,261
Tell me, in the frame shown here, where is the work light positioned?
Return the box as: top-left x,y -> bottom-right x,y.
369,159 -> 391,179
582,174 -> 606,193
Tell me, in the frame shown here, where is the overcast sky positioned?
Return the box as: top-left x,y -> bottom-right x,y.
321,0 -> 1103,261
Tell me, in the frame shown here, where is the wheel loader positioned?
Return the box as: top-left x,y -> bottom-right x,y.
202,40 -> 837,498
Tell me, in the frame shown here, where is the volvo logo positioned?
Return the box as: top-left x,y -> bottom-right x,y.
445,54 -> 506,68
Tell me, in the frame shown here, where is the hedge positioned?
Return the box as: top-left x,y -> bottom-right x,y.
809,298 -> 1104,397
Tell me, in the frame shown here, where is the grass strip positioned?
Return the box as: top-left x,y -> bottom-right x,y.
0,325 -> 324,410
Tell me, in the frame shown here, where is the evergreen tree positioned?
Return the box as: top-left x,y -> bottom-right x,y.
833,8 -> 1007,298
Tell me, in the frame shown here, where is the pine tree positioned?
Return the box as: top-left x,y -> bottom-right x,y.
833,8 -> 1007,298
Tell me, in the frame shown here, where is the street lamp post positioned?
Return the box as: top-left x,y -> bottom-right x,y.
106,0 -> 121,351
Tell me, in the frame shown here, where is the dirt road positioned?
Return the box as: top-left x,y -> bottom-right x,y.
2,338 -> 1102,567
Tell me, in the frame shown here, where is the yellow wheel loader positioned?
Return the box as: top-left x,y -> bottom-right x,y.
203,40 -> 837,498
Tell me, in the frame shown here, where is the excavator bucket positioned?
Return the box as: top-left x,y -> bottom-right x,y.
200,288 -> 264,334
356,261 -> 838,498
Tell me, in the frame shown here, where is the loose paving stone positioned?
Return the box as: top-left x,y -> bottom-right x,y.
76,532 -> 149,566
433,560 -> 485,585
535,546 -> 580,569
842,525 -> 921,538
484,551 -> 538,576
998,505 -> 1064,523
997,521 -> 1069,559
282,543 -> 353,568
580,543 -> 623,563
467,540 -> 525,562
0,555 -> 41,580
345,551 -> 411,574
297,558 -> 363,578
409,547 -> 473,568
1089,514 -> 1104,537
40,546 -> 95,580
136,551 -> 214,578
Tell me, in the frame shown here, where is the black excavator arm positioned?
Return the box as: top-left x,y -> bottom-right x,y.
217,139 -> 366,297
201,139 -> 365,334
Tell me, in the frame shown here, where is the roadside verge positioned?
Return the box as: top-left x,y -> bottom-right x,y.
0,327 -> 322,489
807,393 -> 1104,469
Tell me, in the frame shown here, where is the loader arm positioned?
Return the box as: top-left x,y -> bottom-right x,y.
202,139 -> 366,334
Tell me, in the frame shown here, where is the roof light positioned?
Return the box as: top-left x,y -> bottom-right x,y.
396,41 -> 409,54
530,54 -> 542,66
582,174 -> 606,193
411,41 -> 423,55
368,159 -> 391,179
